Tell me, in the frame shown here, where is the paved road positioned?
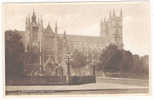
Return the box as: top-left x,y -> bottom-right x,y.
6,77 -> 149,95
97,77 -> 149,87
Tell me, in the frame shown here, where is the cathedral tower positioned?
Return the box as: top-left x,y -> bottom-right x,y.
100,9 -> 123,49
25,10 -> 42,52
24,10 -> 44,66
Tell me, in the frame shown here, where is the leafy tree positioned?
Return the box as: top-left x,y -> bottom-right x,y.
140,55 -> 149,75
120,50 -> 133,73
97,44 -> 149,78
5,30 -> 25,79
70,50 -> 88,69
132,55 -> 149,76
97,44 -> 122,72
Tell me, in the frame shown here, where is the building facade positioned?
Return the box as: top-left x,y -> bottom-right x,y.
24,9 -> 123,77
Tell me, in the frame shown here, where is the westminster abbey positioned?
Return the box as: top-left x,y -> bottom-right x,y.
23,9 -> 123,78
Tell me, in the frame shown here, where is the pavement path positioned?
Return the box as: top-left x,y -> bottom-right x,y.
6,77 -> 148,91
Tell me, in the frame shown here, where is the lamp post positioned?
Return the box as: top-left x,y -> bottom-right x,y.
93,58 -> 96,77
92,52 -> 96,82
64,51 -> 72,84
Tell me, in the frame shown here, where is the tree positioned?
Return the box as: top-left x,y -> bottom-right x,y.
132,55 -> 149,76
97,44 -> 122,73
70,50 -> 88,69
97,44 -> 149,78
5,30 -> 25,79
140,55 -> 149,75
120,50 -> 134,73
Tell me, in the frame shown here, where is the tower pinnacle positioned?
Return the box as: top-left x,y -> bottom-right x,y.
113,8 -> 115,16
120,8 -> 122,17
32,9 -> 36,23
55,21 -> 58,33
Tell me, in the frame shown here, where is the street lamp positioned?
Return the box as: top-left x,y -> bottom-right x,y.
64,51 -> 72,84
92,53 -> 96,83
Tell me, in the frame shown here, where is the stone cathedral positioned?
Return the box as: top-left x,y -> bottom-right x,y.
24,9 -> 123,77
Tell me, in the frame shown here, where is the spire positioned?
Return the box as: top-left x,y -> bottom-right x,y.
40,16 -> 44,29
113,8 -> 115,16
33,8 -> 35,16
25,16 -> 28,30
55,21 -> 58,33
41,16 -> 43,24
38,13 -> 40,25
64,30 -> 66,35
28,14 -> 31,24
47,22 -> 51,29
120,8 -> 122,17
46,22 -> 53,33
64,30 -> 66,39
32,9 -> 36,23
109,10 -> 112,18
26,16 -> 28,24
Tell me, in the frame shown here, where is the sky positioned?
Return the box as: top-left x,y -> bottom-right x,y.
3,2 -> 150,56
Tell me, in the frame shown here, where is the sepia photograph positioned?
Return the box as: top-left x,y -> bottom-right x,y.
3,2 -> 150,95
